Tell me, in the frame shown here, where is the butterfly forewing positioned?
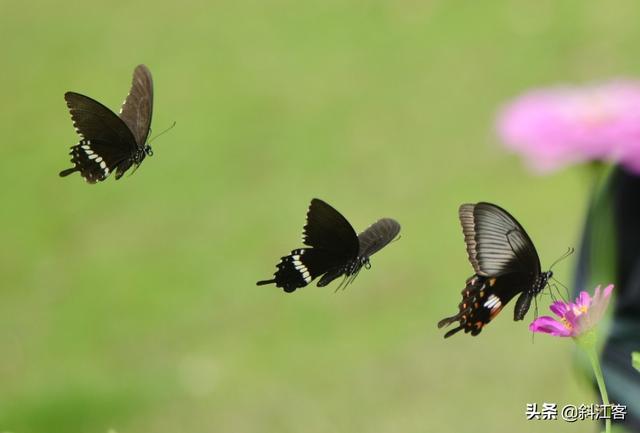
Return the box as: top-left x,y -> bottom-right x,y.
119,65 -> 153,147
65,92 -> 136,148
357,218 -> 401,258
459,202 -> 541,277
303,199 -> 359,257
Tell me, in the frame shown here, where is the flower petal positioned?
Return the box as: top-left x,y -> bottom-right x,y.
577,290 -> 592,309
496,81 -> 640,175
603,284 -> 614,297
594,285 -> 602,298
550,301 -> 569,317
529,316 -> 572,337
589,284 -> 614,325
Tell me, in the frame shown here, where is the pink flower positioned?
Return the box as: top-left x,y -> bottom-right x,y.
497,81 -> 640,173
529,285 -> 614,337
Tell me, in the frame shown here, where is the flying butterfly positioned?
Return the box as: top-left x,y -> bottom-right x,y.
59,64 -> 154,183
438,202 -> 552,338
257,198 -> 401,292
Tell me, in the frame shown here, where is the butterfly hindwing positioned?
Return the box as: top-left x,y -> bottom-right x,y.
438,272 -> 536,337
438,275 -> 497,338
257,248 -> 348,292
60,138 -> 127,183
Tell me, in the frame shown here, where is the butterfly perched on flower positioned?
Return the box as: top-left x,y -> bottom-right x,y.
257,198 -> 401,293
438,202 -> 552,337
59,65 -> 154,183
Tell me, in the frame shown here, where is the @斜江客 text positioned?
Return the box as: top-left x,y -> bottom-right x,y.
526,403 -> 627,422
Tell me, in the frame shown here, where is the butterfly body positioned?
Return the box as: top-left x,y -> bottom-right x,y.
438,202 -> 550,337
257,199 -> 400,293
317,255 -> 370,288
60,65 -> 154,183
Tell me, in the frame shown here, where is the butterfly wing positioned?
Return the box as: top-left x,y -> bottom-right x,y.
119,65 -> 153,148
459,202 -> 541,277
59,92 -> 138,182
357,218 -> 401,258
257,199 -> 360,292
302,199 -> 360,256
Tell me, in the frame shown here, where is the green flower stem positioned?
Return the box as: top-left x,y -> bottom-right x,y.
588,348 -> 611,433
576,330 -> 611,433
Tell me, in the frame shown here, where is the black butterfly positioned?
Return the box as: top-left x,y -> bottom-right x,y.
257,198 -> 401,292
438,202 -> 552,337
59,64 -> 154,183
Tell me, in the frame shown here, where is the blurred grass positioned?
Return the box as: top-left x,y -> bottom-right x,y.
1,0 -> 639,432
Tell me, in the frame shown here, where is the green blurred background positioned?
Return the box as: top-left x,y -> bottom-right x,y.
1,0 -> 637,432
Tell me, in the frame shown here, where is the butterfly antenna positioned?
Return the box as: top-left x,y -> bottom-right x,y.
148,121 -> 177,144
549,247 -> 575,271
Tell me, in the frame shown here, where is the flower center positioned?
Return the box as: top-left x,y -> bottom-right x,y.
560,317 -> 573,330
572,305 -> 588,316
